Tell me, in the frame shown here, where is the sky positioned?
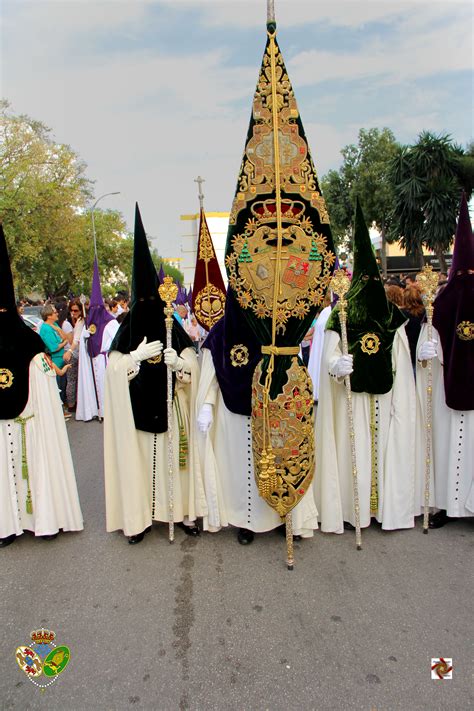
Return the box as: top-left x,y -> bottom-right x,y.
2,0 -> 473,257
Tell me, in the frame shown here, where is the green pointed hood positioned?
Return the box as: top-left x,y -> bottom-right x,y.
327,200 -> 406,394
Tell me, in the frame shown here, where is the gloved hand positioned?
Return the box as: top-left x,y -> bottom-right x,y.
418,340 -> 438,361
130,337 -> 163,364
197,404 -> 213,433
164,347 -> 185,372
329,354 -> 353,379
82,328 -> 91,339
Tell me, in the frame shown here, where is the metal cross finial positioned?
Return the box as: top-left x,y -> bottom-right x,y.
194,176 -> 205,210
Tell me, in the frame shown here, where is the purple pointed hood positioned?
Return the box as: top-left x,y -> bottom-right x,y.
86,258 -> 114,357
158,264 -> 165,283
433,192 -> 474,410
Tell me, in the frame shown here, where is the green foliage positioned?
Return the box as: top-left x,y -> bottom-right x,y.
0,101 -> 133,297
388,131 -> 466,269
322,128 -> 400,254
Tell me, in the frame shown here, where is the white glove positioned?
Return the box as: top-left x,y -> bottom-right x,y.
418,340 -> 438,361
130,337 -> 163,364
82,328 -> 91,339
329,354 -> 353,379
197,404 -> 213,433
164,347 -> 185,372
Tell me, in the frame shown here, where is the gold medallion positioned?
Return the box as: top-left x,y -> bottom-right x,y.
0,368 -> 14,388
360,333 -> 380,355
88,324 -> 97,335
456,321 -> 474,341
230,344 -> 249,367
146,354 -> 163,365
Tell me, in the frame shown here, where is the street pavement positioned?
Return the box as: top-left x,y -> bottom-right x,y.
0,419 -> 472,711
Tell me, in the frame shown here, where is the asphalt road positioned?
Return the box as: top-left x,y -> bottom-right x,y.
1,419 -> 472,711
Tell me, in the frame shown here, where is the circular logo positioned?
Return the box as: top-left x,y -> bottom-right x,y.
360,333 -> 380,355
0,368 -> 14,389
230,344 -> 250,367
194,285 -> 225,329
456,321 -> 474,341
43,646 -> 70,677
15,646 -> 43,678
88,324 -> 97,335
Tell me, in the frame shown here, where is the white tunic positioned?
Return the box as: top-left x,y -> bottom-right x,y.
76,319 -> 120,421
307,305 -> 331,401
0,353 -> 83,538
196,349 -> 319,536
104,348 -> 208,537
415,325 -> 474,518
314,328 -> 416,532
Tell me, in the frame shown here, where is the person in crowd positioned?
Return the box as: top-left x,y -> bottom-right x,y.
384,284 -> 404,307
39,304 -> 70,415
196,288 -> 319,544
315,201 -> 416,534
401,285 -> 425,374
63,298 -> 84,412
104,205 -> 206,544
76,260 -> 120,422
415,193 -> 473,528
0,225 -> 83,548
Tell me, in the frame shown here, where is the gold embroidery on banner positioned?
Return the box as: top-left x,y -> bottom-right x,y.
456,321 -> 474,341
226,199 -> 335,333
230,344 -> 249,367
0,368 -> 14,388
198,220 -> 215,263
229,41 -> 330,227
251,357 -> 314,518
194,284 -> 225,330
361,333 -> 380,355
88,324 -> 97,335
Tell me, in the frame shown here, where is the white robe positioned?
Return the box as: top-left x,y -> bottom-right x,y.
415,325 -> 474,518
104,348 -> 208,537
0,353 -> 83,538
314,327 -> 416,532
196,349 -> 319,536
307,305 -> 331,401
76,319 -> 120,421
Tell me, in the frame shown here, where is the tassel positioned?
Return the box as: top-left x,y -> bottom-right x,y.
179,425 -> 188,469
26,490 -> 33,515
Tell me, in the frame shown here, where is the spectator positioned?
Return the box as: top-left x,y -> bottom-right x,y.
64,298 -> 85,412
385,284 -> 404,307
39,304 -> 70,412
401,285 -> 425,374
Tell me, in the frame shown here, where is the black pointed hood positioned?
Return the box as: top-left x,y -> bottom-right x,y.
110,204 -> 193,433
0,224 -> 44,419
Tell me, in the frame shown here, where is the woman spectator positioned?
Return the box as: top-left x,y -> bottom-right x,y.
402,285 -> 425,375
385,284 -> 404,307
64,298 -> 86,412
39,304 -> 71,415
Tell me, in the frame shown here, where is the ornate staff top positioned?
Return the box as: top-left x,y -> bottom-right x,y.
194,175 -> 205,210
330,269 -> 351,302
416,265 -> 439,309
267,0 -> 276,31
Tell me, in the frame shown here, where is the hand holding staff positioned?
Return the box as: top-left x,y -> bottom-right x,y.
158,276 -> 179,543
330,269 -> 362,550
416,265 -> 439,533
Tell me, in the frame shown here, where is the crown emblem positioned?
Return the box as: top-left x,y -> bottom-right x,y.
30,628 -> 56,645
251,199 -> 305,224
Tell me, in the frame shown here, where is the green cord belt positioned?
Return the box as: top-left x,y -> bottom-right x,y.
13,414 -> 35,514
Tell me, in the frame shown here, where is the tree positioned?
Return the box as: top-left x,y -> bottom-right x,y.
0,101 -> 133,296
322,128 -> 400,273
389,131 -> 466,272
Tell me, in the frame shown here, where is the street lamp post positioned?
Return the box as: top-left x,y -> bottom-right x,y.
90,191 -> 120,259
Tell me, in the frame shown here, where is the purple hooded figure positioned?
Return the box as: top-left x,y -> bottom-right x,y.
433,192 -> 474,411
158,264 -> 165,284
86,259 -> 115,358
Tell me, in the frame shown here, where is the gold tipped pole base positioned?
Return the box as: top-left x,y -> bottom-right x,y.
423,527 -> 428,534
285,512 -> 294,570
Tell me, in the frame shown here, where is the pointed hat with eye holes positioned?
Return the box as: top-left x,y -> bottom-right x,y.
326,199 -> 406,394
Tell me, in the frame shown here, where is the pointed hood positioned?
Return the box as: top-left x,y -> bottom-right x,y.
327,200 -> 406,394
110,204 -> 193,433
433,192 -> 474,410
203,287 -> 260,416
86,257 -> 114,358
158,263 -> 165,284
0,224 -> 44,419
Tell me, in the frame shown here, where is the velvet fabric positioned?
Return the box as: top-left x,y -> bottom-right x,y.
0,224 -> 44,419
326,201 -> 406,394
111,204 -> 193,433
433,193 -> 474,410
202,289 -> 261,416
86,258 -> 115,358
192,208 -> 226,331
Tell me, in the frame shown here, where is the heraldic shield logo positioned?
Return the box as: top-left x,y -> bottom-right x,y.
15,628 -> 70,689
